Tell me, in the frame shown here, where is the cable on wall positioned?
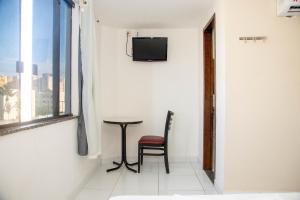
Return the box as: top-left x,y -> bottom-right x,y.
126,32 -> 133,57
74,0 -> 87,6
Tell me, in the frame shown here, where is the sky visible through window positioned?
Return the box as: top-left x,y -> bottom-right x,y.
0,0 -> 20,76
0,0 -> 67,76
0,0 -> 69,124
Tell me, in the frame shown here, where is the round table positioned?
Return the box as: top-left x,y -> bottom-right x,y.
103,118 -> 143,173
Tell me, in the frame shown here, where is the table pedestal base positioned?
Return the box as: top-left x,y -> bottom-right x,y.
105,123 -> 141,173
107,161 -> 138,173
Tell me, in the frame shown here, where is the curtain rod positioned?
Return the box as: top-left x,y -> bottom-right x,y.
74,0 -> 88,6
64,0 -> 76,8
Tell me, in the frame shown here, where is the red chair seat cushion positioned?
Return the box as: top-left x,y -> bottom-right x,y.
139,135 -> 165,145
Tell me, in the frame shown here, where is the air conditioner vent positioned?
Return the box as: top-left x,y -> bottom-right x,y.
278,0 -> 300,16
288,6 -> 300,12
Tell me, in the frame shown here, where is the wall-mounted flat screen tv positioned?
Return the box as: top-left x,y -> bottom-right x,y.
132,37 -> 168,61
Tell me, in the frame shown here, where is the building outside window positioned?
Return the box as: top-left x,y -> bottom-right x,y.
0,0 -> 72,126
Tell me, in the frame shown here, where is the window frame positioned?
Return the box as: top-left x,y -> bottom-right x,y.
64,0 -> 75,8
0,0 -> 74,130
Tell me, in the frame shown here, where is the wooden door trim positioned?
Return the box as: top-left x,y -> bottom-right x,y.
203,14 -> 216,182
203,14 -> 215,32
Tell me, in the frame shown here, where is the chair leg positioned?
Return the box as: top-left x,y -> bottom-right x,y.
138,145 -> 141,173
164,148 -> 170,174
141,148 -> 144,165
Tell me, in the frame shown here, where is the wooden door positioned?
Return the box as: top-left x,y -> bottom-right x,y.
203,15 -> 216,183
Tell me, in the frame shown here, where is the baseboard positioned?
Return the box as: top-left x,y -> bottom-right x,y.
196,156 -> 203,165
101,156 -> 159,164
168,156 -> 199,163
100,156 -> 199,164
68,158 -> 101,200
214,179 -> 224,194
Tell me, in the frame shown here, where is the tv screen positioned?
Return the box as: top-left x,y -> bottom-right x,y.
132,37 -> 168,61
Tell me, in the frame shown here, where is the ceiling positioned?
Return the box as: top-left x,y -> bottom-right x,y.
94,0 -> 213,28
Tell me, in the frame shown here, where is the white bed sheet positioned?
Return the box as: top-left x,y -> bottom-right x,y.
110,193 -> 300,200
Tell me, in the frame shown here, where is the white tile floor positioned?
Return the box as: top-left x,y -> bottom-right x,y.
76,159 -> 218,200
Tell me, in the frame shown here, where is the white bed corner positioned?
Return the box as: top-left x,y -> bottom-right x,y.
109,193 -> 300,200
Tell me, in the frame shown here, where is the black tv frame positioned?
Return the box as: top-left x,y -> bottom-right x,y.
132,37 -> 168,62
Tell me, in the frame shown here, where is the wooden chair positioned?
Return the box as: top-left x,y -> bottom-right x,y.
138,111 -> 174,173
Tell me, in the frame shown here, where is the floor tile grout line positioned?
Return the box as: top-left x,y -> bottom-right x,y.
190,161 -> 218,194
190,161 -> 206,192
79,161 -> 217,199
107,168 -> 124,199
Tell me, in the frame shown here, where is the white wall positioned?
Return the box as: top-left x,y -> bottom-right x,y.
97,26 -> 203,162
0,5 -> 99,200
212,0 -> 227,193
223,0 -> 300,192
0,120 -> 98,200
203,0 -> 300,193
205,0 -> 300,192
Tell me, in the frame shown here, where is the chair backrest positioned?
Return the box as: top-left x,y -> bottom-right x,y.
164,110 -> 174,145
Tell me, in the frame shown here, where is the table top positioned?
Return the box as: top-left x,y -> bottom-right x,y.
103,117 -> 143,125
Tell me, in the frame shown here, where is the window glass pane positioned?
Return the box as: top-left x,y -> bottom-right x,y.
0,0 -> 71,126
0,0 -> 20,125
60,1 -> 72,114
32,0 -> 54,119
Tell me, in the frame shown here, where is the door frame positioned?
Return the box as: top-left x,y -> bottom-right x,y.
203,14 -> 216,183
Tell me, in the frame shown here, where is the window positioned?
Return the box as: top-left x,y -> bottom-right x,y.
32,0 -> 54,119
60,0 -> 72,115
0,0 -> 20,125
0,0 -> 73,126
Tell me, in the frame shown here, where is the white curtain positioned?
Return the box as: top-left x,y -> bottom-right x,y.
80,0 -> 101,158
